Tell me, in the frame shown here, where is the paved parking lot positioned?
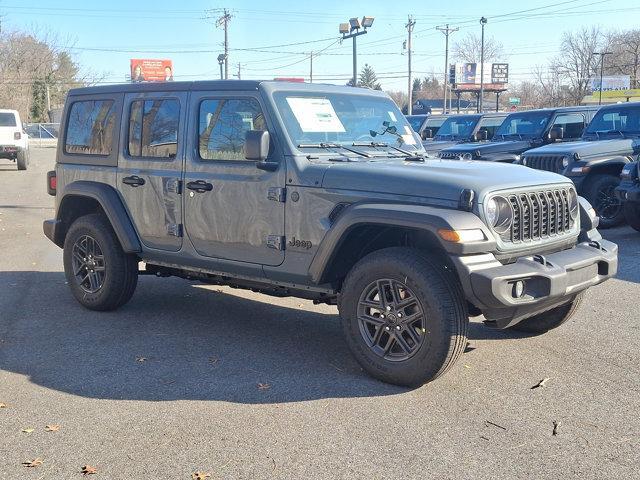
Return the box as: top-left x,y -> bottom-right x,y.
1,148 -> 638,479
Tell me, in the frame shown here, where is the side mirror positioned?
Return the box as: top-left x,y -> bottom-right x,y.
548,126 -> 564,141
421,128 -> 433,140
246,130 -> 277,171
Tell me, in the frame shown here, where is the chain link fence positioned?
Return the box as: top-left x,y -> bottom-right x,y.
24,123 -> 60,147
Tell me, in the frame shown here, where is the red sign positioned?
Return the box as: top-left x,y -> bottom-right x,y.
274,77 -> 305,83
130,59 -> 173,83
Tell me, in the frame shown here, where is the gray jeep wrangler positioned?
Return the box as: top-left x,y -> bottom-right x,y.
44,81 -> 618,386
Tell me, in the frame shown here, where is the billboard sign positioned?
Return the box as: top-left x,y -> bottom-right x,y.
130,59 -> 173,83
450,63 -> 508,86
590,75 -> 631,92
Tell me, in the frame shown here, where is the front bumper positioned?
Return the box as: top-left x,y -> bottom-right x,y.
452,238 -> 618,328
615,181 -> 640,202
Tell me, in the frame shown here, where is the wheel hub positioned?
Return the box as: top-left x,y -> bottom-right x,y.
71,235 -> 106,294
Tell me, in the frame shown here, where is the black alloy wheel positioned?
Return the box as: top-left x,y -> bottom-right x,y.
71,234 -> 106,294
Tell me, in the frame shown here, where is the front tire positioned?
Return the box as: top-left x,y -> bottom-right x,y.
63,214 -> 138,311
585,174 -> 624,229
623,202 -> 640,232
338,248 -> 468,387
509,293 -> 583,334
16,149 -> 28,170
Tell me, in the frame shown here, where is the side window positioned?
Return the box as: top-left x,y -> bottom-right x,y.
198,98 -> 266,161
65,100 -> 116,155
478,117 -> 506,140
128,99 -> 179,158
552,113 -> 585,139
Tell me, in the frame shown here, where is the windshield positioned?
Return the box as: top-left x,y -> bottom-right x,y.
434,116 -> 480,140
406,115 -> 426,132
584,107 -> 640,136
0,112 -> 17,127
274,92 -> 422,151
494,111 -> 552,138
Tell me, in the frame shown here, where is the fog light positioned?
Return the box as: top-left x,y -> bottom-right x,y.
512,280 -> 526,298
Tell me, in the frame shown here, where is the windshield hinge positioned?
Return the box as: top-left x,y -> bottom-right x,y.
268,187 -> 286,203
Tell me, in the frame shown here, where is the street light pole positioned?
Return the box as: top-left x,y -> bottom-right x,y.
479,17 -> 487,113
340,16 -> 374,87
594,51 -> 613,105
436,24 -> 459,114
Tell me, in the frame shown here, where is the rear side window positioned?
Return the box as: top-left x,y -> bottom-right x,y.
65,100 -> 116,155
0,112 -> 17,127
128,99 -> 180,159
198,98 -> 266,161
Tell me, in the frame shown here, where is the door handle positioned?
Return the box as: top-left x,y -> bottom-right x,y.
122,175 -> 145,187
186,180 -> 213,193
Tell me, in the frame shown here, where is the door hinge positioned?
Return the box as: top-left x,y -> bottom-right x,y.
167,223 -> 183,237
266,235 -> 285,251
267,187 -> 286,203
167,179 -> 182,194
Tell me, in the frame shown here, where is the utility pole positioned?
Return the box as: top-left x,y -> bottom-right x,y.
234,63 -> 241,80
406,15 -> 416,115
479,17 -> 487,113
309,51 -> 313,83
436,24 -> 458,114
594,51 -> 613,105
215,9 -> 232,80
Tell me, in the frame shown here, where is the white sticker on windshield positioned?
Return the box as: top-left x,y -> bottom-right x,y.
401,134 -> 417,145
388,111 -> 397,122
286,97 -> 346,133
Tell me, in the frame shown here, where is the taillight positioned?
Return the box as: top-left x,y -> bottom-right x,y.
47,171 -> 56,196
14,131 -> 21,140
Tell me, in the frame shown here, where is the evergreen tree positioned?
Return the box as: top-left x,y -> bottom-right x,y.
358,64 -> 381,90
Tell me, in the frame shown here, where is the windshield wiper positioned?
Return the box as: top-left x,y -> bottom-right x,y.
352,142 -> 425,162
297,142 -> 371,158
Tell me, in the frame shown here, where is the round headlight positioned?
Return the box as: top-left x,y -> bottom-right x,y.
521,157 -> 527,166
486,196 -> 513,235
562,156 -> 570,168
569,189 -> 579,220
462,152 -> 473,161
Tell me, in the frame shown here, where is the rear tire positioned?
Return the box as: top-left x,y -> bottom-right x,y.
63,213 -> 138,311
623,202 -> 640,232
509,293 -> 583,334
338,248 -> 468,387
585,174 -> 624,229
16,149 -> 28,170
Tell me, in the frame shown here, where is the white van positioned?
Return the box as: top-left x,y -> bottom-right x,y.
0,109 -> 29,170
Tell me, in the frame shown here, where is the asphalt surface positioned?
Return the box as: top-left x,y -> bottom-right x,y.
1,148 -> 639,479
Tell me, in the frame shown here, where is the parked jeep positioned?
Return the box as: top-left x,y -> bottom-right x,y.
422,112 -> 507,157
616,158 -> 640,231
521,102 -> 640,228
438,106 -> 599,163
0,109 -> 29,170
44,81 -> 617,387
409,113 -> 451,141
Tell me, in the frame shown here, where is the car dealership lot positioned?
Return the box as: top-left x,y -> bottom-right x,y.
1,148 -> 638,479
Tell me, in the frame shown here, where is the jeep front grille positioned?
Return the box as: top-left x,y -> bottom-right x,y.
504,187 -> 574,243
439,151 -> 464,159
523,155 -> 565,174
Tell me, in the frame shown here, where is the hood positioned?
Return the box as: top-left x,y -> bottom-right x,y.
524,138 -> 639,159
445,139 -> 533,156
422,139 -> 458,155
321,159 -> 569,205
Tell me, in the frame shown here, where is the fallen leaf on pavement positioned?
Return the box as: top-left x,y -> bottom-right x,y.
45,424 -> 60,432
208,356 -> 219,365
21,427 -> 34,434
0,402 -> 7,408
81,465 -> 98,475
553,420 -> 561,436
531,378 -> 551,389
192,472 -> 211,480
135,356 -> 147,363
22,458 -> 44,468
257,383 -> 271,390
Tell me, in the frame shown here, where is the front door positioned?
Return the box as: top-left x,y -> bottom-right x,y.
117,92 -> 186,251
183,93 -> 286,266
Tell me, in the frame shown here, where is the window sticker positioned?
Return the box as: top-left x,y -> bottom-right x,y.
401,134 -> 417,145
388,111 -> 398,122
286,97 -> 346,133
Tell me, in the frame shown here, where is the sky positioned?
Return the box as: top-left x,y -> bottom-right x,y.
2,0 -> 640,91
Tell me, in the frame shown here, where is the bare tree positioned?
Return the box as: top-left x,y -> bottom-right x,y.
386,90 -> 408,113
453,32 -> 505,63
608,29 -> 640,88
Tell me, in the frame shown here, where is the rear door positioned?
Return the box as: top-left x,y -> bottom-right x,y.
117,91 -> 186,252
0,111 -> 18,145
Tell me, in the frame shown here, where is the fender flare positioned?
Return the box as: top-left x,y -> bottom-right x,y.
56,180 -> 141,253
308,202 -> 495,284
583,155 -> 631,172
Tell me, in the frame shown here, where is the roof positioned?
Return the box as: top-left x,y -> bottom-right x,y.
68,80 -> 389,98
598,101 -> 640,110
0,109 -> 18,114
